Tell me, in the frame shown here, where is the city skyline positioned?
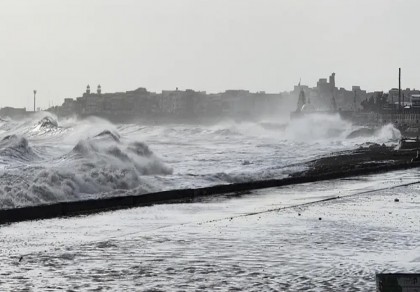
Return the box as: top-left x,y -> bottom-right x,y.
0,70 -> 411,112
1,0 -> 419,109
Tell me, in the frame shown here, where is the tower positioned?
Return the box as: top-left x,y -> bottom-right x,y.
97,84 -> 102,95
33,90 -> 37,112
329,73 -> 336,89
398,68 -> 401,110
297,89 -> 306,112
86,85 -> 91,94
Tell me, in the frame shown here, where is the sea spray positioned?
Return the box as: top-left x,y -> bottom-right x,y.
283,113 -> 353,142
0,115 -> 402,209
0,117 -> 172,208
375,123 -> 401,141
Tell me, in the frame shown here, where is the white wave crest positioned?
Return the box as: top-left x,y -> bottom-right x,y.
374,123 -> 401,141
284,113 -> 353,142
0,128 -> 172,209
0,135 -> 39,162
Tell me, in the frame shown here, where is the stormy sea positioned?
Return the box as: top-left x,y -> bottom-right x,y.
0,113 -> 418,291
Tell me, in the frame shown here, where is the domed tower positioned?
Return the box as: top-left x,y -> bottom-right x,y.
86,85 -> 91,94
97,84 -> 102,95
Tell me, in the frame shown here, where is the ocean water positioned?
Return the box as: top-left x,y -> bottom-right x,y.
1,112 -> 418,291
0,112 -> 401,209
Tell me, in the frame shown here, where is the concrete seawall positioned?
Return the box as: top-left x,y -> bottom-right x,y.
1,161 -> 420,225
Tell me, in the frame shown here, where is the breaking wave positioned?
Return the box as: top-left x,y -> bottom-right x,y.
284,113 -> 401,144
346,124 -> 401,143
375,123 -> 401,141
0,113 -> 403,209
283,113 -> 353,142
0,135 -> 39,162
70,130 -> 172,176
38,116 -> 58,128
0,124 -> 172,209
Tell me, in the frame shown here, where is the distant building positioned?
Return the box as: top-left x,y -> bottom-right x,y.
411,94 -> 420,108
0,107 -> 27,118
329,73 -> 335,88
289,73 -> 368,111
51,74 -> 373,122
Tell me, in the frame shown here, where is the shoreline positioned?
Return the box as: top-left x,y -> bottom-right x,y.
1,145 -> 419,225
292,144 -> 419,177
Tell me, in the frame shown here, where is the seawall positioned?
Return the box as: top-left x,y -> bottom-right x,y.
1,159 -> 420,225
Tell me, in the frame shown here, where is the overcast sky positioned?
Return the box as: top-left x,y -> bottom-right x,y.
0,0 -> 419,109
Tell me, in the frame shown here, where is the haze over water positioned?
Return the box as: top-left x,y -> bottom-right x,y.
0,113 -> 400,209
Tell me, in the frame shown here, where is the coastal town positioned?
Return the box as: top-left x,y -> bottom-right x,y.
1,72 -> 420,124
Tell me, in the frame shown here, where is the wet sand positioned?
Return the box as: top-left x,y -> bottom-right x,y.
1,169 -> 419,291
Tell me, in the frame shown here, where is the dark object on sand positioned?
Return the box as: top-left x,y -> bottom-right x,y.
412,150 -> 420,162
399,137 -> 420,150
394,198 -> 399,202
318,217 -> 322,220
376,273 -> 420,292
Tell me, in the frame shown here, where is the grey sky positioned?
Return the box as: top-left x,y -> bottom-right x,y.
1,0 -> 418,109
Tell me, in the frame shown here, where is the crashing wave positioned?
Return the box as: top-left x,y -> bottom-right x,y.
0,135 -> 38,161
94,130 -> 121,142
66,130 -> 172,191
346,128 -> 375,139
127,141 -> 153,157
72,139 -> 98,156
38,116 -> 58,128
375,124 -> 401,141
347,124 -> 401,142
0,129 -> 173,209
284,113 -> 352,142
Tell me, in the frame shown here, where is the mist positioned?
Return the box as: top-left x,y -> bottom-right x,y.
0,110 -> 401,209
1,0 -> 419,109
